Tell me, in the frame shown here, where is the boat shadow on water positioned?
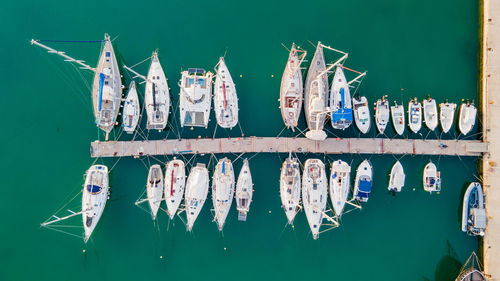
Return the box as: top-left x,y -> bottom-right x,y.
425,240 -> 462,281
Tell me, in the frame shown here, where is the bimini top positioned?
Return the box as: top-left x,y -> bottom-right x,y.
188,68 -> 206,75
357,178 -> 372,198
86,184 -> 102,194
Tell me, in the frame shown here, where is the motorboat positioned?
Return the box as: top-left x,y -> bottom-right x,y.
146,164 -> 164,220
122,81 -> 140,134
235,159 -> 253,221
423,96 -> 438,130
214,57 -> 238,129
375,95 -> 390,134
459,101 -> 477,135
388,161 -> 405,192
408,98 -> 422,133
185,163 -> 209,231
329,160 -> 351,217
462,182 -> 486,236
352,96 -> 371,134
179,68 -> 213,128
82,165 -> 109,243
423,161 -> 441,193
330,66 -> 353,130
439,101 -> 456,133
280,43 -> 305,129
391,101 -> 405,135
302,159 -> 327,239
212,158 -> 235,231
280,154 -> 301,224
145,51 -> 170,130
353,160 -> 372,202
164,159 -> 185,219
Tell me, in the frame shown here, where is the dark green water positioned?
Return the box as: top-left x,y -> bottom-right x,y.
1,0 -> 481,280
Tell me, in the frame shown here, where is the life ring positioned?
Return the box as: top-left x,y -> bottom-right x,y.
288,111 -> 294,117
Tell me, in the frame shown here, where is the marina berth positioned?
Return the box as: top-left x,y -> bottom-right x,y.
439,101 -> 456,133
330,66 -> 353,130
145,51 -> 170,131
352,96 -> 371,134
408,98 -> 422,133
212,158 -> 235,231
353,160 -> 372,202
122,81 -> 140,134
236,159 -> 253,221
388,161 -> 405,192
164,159 -> 186,219
423,96 -> 438,131
459,101 -> 477,135
462,182 -> 486,236
423,161 -> 441,193
390,101 -> 405,135
302,159 -> 327,239
185,163 -> 210,231
179,68 -> 213,128
280,43 -> 306,130
375,95 -> 390,134
280,154 -> 301,225
214,57 -> 238,129
146,164 -> 164,220
329,160 -> 351,217
82,165 -> 109,243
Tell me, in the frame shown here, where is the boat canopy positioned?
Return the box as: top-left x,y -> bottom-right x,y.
86,184 -> 102,194
332,109 -> 353,122
358,178 -> 372,193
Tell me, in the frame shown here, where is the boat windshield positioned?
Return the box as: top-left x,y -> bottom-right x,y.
86,184 -> 102,194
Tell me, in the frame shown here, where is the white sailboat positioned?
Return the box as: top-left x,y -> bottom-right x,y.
408,98 -> 422,133
179,68 -> 213,128
459,101 -> 477,135
375,96 -> 390,134
423,161 -> 441,193
122,81 -> 140,134
280,43 -> 306,129
212,158 -> 235,231
235,159 -> 253,221
330,66 -> 353,130
423,96 -> 438,131
145,51 -> 170,131
164,159 -> 186,219
82,165 -> 109,243
185,163 -> 210,231
439,101 -> 456,133
329,160 -> 351,217
302,159 -> 327,239
146,164 -> 164,220
214,57 -> 238,129
353,160 -> 373,202
280,154 -> 301,225
388,161 -> 405,192
391,101 -> 405,135
352,96 -> 371,134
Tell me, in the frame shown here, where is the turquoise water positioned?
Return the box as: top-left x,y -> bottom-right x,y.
1,0 -> 480,280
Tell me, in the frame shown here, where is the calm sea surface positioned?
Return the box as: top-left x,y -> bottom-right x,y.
1,0 -> 480,280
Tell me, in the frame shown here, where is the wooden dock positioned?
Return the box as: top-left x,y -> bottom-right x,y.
90,137 -> 488,158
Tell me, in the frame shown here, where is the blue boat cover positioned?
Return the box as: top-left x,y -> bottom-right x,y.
331,108 -> 353,122
98,73 -> 105,111
358,179 -> 372,193
222,161 -> 226,174
86,184 -> 102,194
340,88 -> 345,107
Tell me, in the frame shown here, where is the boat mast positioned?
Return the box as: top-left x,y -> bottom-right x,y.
41,210 -> 83,226
123,65 -> 147,82
317,43 -> 348,78
30,39 -> 96,72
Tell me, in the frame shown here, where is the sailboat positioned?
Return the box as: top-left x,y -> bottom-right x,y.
455,252 -> 487,281
302,159 -> 327,239
408,98 -> 422,133
353,160 -> 372,202
82,165 -> 109,243
329,160 -> 351,217
423,161 -> 441,193
439,101 -> 456,133
185,163 -> 210,231
462,182 -> 486,236
391,101 -> 405,135
280,43 -> 306,130
330,66 -> 353,130
122,81 -> 140,134
146,164 -> 164,220
388,161 -> 405,192
352,96 -> 371,134
212,158 -> 235,231
280,154 -> 301,225
423,96 -> 438,130
235,159 -> 253,221
214,57 -> 238,129
179,68 -> 213,128
164,159 -> 186,219
459,101 -> 477,135
145,51 -> 170,131
375,95 -> 390,134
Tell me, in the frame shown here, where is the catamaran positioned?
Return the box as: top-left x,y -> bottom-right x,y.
82,165 -> 109,243
388,161 -> 405,192
212,158 -> 235,231
146,164 -> 164,220
236,159 -> 253,221
179,68 -> 213,128
185,163 -> 210,231
459,101 -> 477,135
352,96 -> 371,134
353,160 -> 372,202
439,101 -> 456,133
391,101 -> 405,135
330,66 -> 353,130
280,154 -> 301,225
214,57 -> 238,129
375,95 -> 390,134
122,81 -> 140,134
423,96 -> 438,131
423,161 -> 441,193
280,43 -> 306,130
330,160 -> 351,217
462,182 -> 486,236
302,159 -> 327,239
164,159 -> 186,219
145,51 -> 170,131
408,98 -> 422,133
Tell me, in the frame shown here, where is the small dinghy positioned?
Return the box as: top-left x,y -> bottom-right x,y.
82,165 -> 109,243
462,182 -> 486,236
388,161 -> 405,192
212,158 -> 235,231
214,57 -> 238,129
408,98 -> 422,133
280,43 -> 306,129
145,51 -> 170,131
459,101 -> 477,135
330,66 -> 353,130
185,163 -> 209,231
280,154 -> 301,224
236,159 -> 253,221
423,161 -> 441,193
164,159 -> 186,219
423,96 -> 438,131
122,81 -> 140,134
375,95 -> 390,134
329,160 -> 351,217
147,164 -> 164,220
302,159 -> 327,239
439,101 -> 456,133
179,68 -> 213,128
353,160 -> 372,202
352,96 -> 371,134
391,101 -> 405,135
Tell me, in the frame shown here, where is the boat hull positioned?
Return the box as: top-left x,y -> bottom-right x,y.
122,81 -> 140,134
280,44 -> 304,129
439,102 -> 456,133
459,103 -> 477,135
212,158 -> 235,230
329,160 -> 351,217
302,159 -> 327,239
164,159 -> 186,219
236,159 -> 253,221
280,157 -> 301,224
353,160 -> 372,202
330,66 -> 353,130
375,99 -> 390,134
423,98 -> 438,130
147,164 -> 164,220
145,52 -> 170,130
388,161 -> 405,192
408,101 -> 422,133
391,104 -> 405,135
185,164 -> 209,231
179,69 -> 213,128
353,96 -> 371,134
214,58 -> 238,129
423,162 -> 440,192
82,165 -> 109,243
